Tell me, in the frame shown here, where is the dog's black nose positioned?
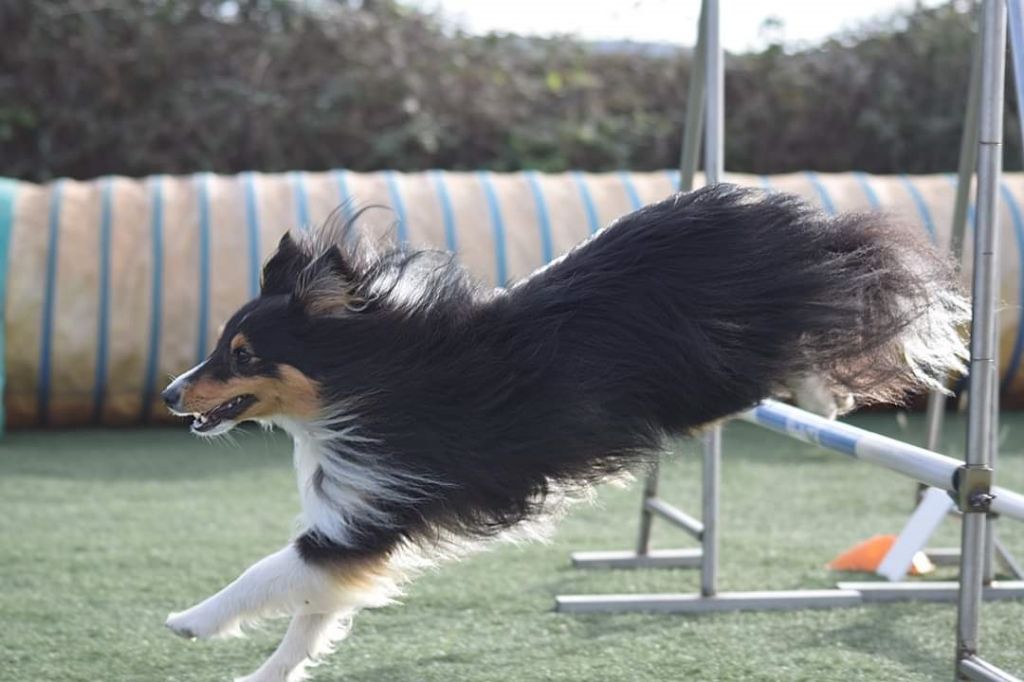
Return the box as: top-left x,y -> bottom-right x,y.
161,385 -> 181,408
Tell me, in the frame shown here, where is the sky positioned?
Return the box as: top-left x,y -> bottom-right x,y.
415,0 -> 948,53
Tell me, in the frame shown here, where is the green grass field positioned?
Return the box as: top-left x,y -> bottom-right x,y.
2,412 -> 1023,682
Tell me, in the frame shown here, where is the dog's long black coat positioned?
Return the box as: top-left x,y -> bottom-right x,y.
247,186 -> 963,562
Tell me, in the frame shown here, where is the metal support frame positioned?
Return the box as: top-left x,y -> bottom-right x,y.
574,0 -> 717,575
904,2 -> 1020,588
557,401 -> 1024,617
699,0 -> 724,600
922,3 -> 980,458
558,2 -> 1022,679
957,1 -> 1006,678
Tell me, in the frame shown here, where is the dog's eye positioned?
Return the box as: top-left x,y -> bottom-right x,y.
233,346 -> 254,366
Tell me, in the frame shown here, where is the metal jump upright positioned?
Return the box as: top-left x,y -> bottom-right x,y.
956,1 -> 1009,678
569,0 -> 720,576
556,2 -> 1024,679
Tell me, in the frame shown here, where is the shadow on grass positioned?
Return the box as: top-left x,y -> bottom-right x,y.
810,607 -> 947,676
0,426 -> 291,482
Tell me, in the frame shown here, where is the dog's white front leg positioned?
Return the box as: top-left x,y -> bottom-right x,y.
165,544 -> 339,640
234,610 -> 354,682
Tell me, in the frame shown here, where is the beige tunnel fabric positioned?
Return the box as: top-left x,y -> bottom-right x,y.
2,170 -> 1023,428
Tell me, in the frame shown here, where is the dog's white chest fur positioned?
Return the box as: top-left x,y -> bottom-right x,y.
287,430 -> 364,548
276,416 -> 414,547
292,435 -> 334,533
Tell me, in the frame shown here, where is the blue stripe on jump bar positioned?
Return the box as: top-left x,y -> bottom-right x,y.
804,171 -> 836,215
752,404 -> 788,432
477,171 -> 508,286
141,176 -> 165,423
290,171 -> 311,231
817,427 -> 860,457
430,170 -> 458,253
618,171 -> 643,210
242,172 -> 262,298
524,171 -> 554,264
759,175 -> 774,191
92,177 -> 114,424
665,169 -> 681,191
195,173 -> 212,363
37,179 -> 65,426
897,174 -> 937,243
752,404 -> 859,457
570,171 -> 601,235
384,171 -> 409,243
998,182 -> 1024,392
852,171 -> 880,208
0,178 -> 17,434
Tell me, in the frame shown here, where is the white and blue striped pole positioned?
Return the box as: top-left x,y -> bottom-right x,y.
740,400 -> 1024,523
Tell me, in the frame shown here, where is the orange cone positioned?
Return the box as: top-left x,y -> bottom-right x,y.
827,534 -> 935,576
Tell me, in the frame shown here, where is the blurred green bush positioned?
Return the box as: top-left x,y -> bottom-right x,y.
0,0 -> 1016,181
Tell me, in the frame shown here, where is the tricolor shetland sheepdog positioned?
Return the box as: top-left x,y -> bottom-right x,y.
161,184 -> 968,682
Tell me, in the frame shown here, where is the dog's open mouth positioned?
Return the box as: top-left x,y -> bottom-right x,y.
192,394 -> 257,433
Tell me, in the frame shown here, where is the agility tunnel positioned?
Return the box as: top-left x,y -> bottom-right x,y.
0,169 -> 1022,429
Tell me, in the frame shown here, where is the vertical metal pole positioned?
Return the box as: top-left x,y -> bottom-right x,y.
956,0 -> 1005,675
923,392 -> 947,457
679,0 -> 708,191
923,27 -> 983,457
701,426 -> 721,597
983,518 -> 996,587
952,30 -> 986,265
635,463 -> 658,555
703,0 -> 723,185
636,0 -> 710,556
983,377 -> 1000,584
699,0 -> 723,599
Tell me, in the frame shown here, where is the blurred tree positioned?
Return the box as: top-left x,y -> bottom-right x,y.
0,0 -> 1014,180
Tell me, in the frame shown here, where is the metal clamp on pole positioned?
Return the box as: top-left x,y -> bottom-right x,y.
955,465 -> 996,514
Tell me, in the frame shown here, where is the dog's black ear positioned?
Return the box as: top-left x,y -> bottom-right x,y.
261,233 -> 312,297
292,245 -> 365,316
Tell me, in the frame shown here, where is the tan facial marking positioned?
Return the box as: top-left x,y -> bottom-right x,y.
229,333 -> 249,352
179,364 -> 321,420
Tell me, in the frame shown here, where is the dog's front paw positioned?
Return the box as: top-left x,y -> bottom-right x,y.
789,374 -> 854,420
165,611 -> 199,640
165,606 -> 241,641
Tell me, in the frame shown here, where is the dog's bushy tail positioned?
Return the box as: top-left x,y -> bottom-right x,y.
780,200 -> 967,404
669,185 -> 970,406
569,183 -> 971,423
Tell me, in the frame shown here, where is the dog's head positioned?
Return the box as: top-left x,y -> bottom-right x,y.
161,231 -> 368,436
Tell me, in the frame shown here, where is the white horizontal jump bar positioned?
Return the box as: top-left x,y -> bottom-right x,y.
737,400 -> 1024,523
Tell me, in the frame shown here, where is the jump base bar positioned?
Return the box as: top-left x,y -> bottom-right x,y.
570,549 -> 702,570
838,581 -> 1024,602
557,589 -> 862,614
556,582 -> 1024,614
960,655 -> 1024,682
